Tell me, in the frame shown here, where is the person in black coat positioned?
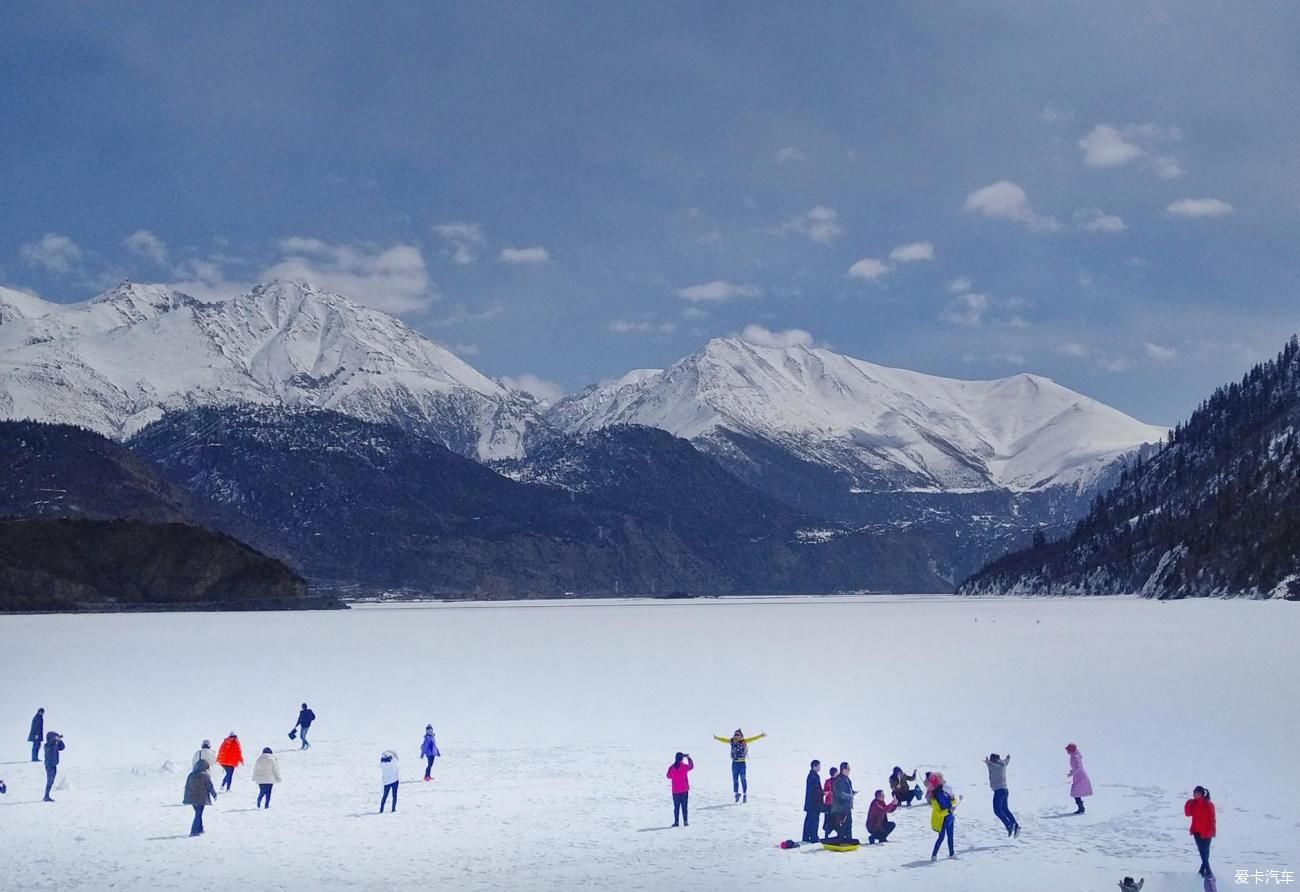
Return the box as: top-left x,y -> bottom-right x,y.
295,703 -> 316,750
28,708 -> 44,762
43,731 -> 65,802
802,759 -> 823,844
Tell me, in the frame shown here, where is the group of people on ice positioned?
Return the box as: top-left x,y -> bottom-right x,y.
665,732 -> 1219,879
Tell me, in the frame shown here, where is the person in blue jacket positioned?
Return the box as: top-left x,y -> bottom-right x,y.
295,703 -> 316,750
421,725 -> 441,781
43,731 -> 65,802
28,708 -> 44,762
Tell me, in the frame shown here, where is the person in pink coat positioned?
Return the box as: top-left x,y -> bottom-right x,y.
1066,743 -> 1093,814
666,751 -> 694,827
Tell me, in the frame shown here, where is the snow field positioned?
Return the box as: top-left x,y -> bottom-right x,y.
0,595 -> 1296,890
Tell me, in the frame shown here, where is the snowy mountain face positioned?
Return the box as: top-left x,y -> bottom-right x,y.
0,280 -> 538,460
549,337 -> 1165,495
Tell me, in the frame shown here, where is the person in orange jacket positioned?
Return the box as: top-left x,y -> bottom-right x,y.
216,732 -> 244,792
1185,785 -> 1217,879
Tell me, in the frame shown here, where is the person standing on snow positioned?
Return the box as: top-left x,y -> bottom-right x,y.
1185,785 -> 1216,879
379,750 -> 400,813
420,725 -> 441,781
666,751 -> 693,827
253,747 -> 282,809
890,766 -> 920,806
216,733 -> 244,792
929,772 -> 959,861
183,759 -> 217,836
866,789 -> 899,843
713,729 -> 766,803
295,703 -> 315,750
821,766 -> 838,839
192,739 -> 217,770
1065,743 -> 1093,814
802,760 -> 822,843
42,731 -> 65,802
830,762 -> 857,841
984,753 -> 1020,837
28,708 -> 44,762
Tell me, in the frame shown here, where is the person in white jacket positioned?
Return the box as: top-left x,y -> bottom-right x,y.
379,750 -> 399,813
192,740 -> 217,770
253,747 -> 282,809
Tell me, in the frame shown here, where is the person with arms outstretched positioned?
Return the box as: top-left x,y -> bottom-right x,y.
666,751 -> 693,827
713,729 -> 765,802
984,753 -> 1019,837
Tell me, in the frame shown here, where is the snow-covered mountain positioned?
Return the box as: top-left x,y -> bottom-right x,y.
0,280 -> 537,460
549,337 -> 1165,494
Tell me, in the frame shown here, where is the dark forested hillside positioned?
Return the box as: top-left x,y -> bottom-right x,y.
960,335 -> 1300,600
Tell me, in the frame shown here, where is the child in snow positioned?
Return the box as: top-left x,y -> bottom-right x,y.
1118,878 -> 1144,891
420,725 -> 441,781
866,790 -> 898,843
1065,743 -> 1092,814
253,747 -> 282,808
889,767 -> 919,805
667,751 -> 694,827
379,750 -> 400,813
217,733 -> 244,792
42,731 -> 65,802
984,753 -> 1019,837
928,772 -> 959,861
183,760 -> 217,836
193,739 -> 217,769
1185,785 -> 1216,879
822,766 -> 838,838
713,729 -> 765,803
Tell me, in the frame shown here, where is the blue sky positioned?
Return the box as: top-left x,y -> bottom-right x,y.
3,1 -> 1298,422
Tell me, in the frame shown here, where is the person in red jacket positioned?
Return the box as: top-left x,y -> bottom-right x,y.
666,752 -> 694,827
866,789 -> 899,843
821,766 -> 838,839
216,732 -> 244,792
1185,785 -> 1216,879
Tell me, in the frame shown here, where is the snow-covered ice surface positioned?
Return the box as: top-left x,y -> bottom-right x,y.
1,596 -> 1296,891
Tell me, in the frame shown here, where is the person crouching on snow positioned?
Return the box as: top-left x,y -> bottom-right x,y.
890,766 -> 919,805
420,725 -> 441,781
379,750 -> 400,813
254,747 -> 281,809
216,733 -> 243,792
866,789 -> 899,843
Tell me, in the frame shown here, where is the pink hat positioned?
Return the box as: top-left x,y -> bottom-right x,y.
1065,743 -> 1078,753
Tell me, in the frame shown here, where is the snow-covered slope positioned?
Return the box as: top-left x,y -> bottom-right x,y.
0,280 -> 538,460
549,338 -> 1165,493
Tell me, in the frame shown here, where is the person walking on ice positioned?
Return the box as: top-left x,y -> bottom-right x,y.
666,751 -> 693,827
42,731 -> 65,802
1185,785 -> 1216,879
1065,743 -> 1092,814
984,753 -> 1019,837
420,725 -> 441,781
379,750 -> 399,813
184,758 -> 217,836
27,708 -> 44,762
802,760 -> 822,843
295,703 -> 315,750
928,772 -> 960,861
253,747 -> 281,809
216,733 -> 243,792
713,729 -> 765,802
192,739 -> 216,770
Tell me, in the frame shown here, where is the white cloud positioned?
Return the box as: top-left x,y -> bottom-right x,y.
167,258 -> 249,303
941,291 -> 992,327
948,277 -> 973,294
1166,198 -> 1234,219
1078,270 -> 1094,289
500,374 -> 565,405
1078,123 -> 1183,179
780,206 -> 842,243
498,246 -> 551,264
20,232 -> 82,275
1040,102 -> 1074,125
1145,341 -> 1178,361
738,324 -> 814,349
432,222 -> 484,264
847,257 -> 889,281
261,238 -> 433,313
682,306 -> 708,320
124,230 -> 169,265
1058,342 -> 1090,357
963,181 -> 1061,232
774,146 -> 808,163
452,343 -> 479,356
609,319 -> 675,335
1075,208 -> 1127,233
990,352 -> 1027,366
889,241 -> 935,263
1100,357 -> 1132,373
676,280 -> 761,303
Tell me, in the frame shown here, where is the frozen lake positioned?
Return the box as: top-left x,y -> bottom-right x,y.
1,595 -> 1296,890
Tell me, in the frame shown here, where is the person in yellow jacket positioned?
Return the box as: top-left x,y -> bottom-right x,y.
929,772 -> 961,861
713,729 -> 766,803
